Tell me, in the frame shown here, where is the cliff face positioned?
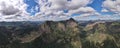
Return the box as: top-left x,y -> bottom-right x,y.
37,18 -> 81,48
0,18 -> 120,48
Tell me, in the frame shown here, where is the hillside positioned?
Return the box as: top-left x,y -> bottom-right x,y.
0,18 -> 120,48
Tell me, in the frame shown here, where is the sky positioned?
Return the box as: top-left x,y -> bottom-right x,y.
0,0 -> 120,21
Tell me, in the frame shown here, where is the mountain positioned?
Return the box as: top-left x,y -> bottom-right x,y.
0,18 -> 120,48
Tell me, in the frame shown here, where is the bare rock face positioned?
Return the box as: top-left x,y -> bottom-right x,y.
36,18 -> 82,48
57,22 -> 66,31
66,18 -> 78,28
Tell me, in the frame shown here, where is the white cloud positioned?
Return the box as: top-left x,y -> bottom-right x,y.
46,0 -> 92,10
73,14 -> 120,21
35,0 -> 97,21
0,0 -> 31,21
1,5 -> 19,15
101,9 -> 109,12
102,0 -> 120,13
0,0 -> 104,21
68,7 -> 96,15
39,0 -> 93,13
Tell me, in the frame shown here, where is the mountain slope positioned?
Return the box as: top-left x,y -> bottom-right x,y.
0,18 -> 120,48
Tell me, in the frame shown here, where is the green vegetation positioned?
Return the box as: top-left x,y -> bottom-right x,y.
0,19 -> 120,48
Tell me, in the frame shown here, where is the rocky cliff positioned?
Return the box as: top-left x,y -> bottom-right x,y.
0,18 -> 120,48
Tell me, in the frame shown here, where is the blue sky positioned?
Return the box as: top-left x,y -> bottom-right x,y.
24,0 -> 106,16
24,0 -> 40,16
88,0 -> 104,13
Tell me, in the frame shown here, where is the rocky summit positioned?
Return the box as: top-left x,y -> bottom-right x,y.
0,18 -> 120,48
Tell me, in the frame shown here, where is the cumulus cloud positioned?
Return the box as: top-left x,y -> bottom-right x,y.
39,0 -> 93,13
0,0 -> 104,21
102,0 -> 120,13
47,0 -> 92,10
0,0 -> 31,21
36,0 -> 97,21
1,5 -> 19,15
68,7 -> 96,15
101,0 -> 120,20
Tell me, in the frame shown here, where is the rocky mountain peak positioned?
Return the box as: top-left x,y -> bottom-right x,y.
67,18 -> 76,22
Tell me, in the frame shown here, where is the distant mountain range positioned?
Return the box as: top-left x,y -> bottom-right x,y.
0,18 -> 120,48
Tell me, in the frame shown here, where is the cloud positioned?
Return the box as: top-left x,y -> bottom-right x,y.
35,0 -> 97,21
101,0 -> 120,20
102,0 -> 120,13
73,14 -> 120,21
40,0 -> 93,12
0,0 -> 109,21
1,5 -> 19,15
101,9 -> 109,12
0,0 -> 30,21
47,0 -> 92,10
68,7 -> 96,15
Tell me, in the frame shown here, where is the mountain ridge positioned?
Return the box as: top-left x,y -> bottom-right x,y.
0,18 -> 120,48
